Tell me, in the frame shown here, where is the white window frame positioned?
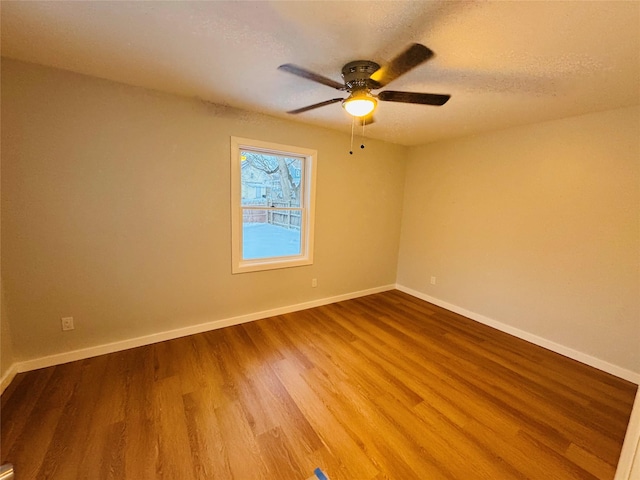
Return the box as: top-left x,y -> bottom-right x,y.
231,136 -> 317,274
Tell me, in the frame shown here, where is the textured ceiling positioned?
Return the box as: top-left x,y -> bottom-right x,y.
1,1 -> 639,146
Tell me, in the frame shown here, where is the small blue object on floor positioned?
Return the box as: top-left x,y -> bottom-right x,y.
309,467 -> 328,480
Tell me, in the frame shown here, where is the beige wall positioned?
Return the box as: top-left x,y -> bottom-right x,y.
1,279 -> 14,381
1,87 -> 15,378
398,106 -> 640,373
0,59 -> 407,362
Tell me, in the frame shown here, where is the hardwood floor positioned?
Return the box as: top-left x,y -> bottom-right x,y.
1,290 -> 637,479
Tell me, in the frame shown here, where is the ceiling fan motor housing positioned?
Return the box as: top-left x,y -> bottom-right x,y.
342,60 -> 381,90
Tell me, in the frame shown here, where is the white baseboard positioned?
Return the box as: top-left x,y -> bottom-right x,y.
615,391 -> 640,480
4,284 -> 395,388
0,362 -> 19,394
5,283 -> 638,387
395,284 -> 640,385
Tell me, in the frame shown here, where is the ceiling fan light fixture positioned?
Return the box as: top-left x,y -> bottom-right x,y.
342,93 -> 377,117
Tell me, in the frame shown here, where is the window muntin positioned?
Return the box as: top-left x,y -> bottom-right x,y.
231,137 -> 316,273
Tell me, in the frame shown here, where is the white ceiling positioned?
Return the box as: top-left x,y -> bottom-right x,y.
1,1 -> 639,146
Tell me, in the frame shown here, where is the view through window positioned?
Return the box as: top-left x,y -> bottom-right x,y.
231,137 -> 316,273
241,151 -> 302,259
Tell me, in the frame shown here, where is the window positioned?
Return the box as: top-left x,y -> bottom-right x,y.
231,137 -> 317,273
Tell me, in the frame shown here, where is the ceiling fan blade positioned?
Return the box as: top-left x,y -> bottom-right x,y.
369,43 -> 434,88
278,64 -> 345,90
378,90 -> 450,106
287,98 -> 344,114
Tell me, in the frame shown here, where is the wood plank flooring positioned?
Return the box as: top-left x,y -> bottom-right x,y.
1,290 -> 637,479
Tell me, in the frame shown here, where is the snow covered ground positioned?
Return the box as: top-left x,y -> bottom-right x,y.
243,223 -> 301,259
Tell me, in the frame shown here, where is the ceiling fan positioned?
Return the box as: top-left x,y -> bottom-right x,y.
278,43 -> 450,121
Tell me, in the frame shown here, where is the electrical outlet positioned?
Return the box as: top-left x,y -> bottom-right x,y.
311,278 -> 318,288
430,276 -> 437,285
61,316 -> 74,331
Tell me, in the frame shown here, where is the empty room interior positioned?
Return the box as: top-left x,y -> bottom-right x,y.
1,1 -> 639,479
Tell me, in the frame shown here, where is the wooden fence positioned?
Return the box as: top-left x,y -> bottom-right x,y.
243,201 -> 301,230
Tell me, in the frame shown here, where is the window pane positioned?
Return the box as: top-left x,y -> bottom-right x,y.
240,151 -> 302,208
242,209 -> 302,259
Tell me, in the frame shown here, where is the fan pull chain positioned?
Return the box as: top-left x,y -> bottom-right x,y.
349,116 -> 355,155
361,117 -> 366,150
